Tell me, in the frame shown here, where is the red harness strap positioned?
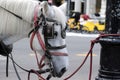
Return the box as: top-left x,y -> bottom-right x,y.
30,4 -> 46,51
29,4 -> 46,80
50,52 -> 68,56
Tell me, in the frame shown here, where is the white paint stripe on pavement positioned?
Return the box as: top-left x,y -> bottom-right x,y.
76,53 -> 97,57
29,52 -> 42,57
66,32 -> 99,37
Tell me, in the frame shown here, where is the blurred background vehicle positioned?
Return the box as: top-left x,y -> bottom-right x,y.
67,12 -> 105,33
82,19 -> 105,33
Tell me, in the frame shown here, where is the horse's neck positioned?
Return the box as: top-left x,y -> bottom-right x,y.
0,23 -> 32,45
0,8 -> 32,45
2,35 -> 27,45
0,0 -> 39,23
0,20 -> 32,45
0,0 -> 41,45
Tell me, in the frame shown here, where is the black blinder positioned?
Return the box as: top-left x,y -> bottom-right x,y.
61,29 -> 66,39
43,18 -> 66,39
61,24 -> 67,39
44,25 -> 55,39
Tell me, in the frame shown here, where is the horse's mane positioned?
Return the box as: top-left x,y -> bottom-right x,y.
0,0 -> 39,23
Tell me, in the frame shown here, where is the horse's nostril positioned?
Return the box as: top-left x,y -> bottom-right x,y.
61,67 -> 66,74
57,67 -> 66,78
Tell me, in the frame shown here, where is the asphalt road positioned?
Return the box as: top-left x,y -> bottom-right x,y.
0,33 -> 101,80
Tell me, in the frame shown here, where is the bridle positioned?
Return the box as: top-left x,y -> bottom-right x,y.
29,4 -> 68,79
29,4 -> 67,51
43,18 -> 67,50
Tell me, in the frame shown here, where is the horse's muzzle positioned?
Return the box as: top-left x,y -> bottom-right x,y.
48,51 -> 69,78
53,67 -> 67,78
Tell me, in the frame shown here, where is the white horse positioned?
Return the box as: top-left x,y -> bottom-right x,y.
0,0 -> 68,79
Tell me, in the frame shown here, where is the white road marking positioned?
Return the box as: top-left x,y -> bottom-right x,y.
66,32 -> 99,37
76,53 -> 97,57
29,53 -> 35,56
29,52 -> 42,57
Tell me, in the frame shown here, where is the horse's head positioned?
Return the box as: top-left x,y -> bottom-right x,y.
32,1 -> 68,78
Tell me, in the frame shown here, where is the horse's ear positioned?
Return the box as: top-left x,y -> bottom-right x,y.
59,2 -> 67,15
40,1 -> 49,16
41,1 -> 55,18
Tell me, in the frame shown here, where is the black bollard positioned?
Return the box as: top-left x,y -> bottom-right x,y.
96,36 -> 120,80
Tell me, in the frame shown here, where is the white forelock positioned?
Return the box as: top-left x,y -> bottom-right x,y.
42,2 -> 67,29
